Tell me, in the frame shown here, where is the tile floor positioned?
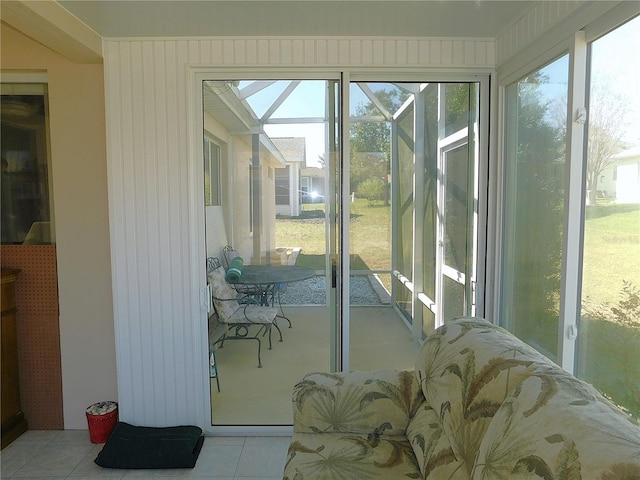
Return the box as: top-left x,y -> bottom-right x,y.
0,430 -> 290,479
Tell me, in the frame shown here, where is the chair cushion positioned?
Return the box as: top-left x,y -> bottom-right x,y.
208,267 -> 240,320
227,304 -> 277,324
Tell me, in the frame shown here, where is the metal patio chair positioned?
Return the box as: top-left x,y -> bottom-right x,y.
207,260 -> 281,368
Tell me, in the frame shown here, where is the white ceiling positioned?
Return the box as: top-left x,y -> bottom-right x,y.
57,1 -> 534,38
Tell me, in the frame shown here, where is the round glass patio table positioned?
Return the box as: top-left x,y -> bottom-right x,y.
228,265 -> 315,327
230,265 -> 315,287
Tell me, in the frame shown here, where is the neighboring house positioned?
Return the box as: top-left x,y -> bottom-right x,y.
300,167 -> 326,204
598,145 -> 640,203
0,0 -> 637,432
272,137 -> 306,217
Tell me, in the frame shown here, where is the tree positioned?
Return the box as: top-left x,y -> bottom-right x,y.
358,178 -> 386,205
349,87 -> 409,204
509,71 -> 567,352
554,80 -> 629,204
585,83 -> 628,203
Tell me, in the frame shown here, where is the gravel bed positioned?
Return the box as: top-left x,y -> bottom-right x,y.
279,275 -> 390,306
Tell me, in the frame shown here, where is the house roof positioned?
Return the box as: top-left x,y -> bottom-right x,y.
613,145 -> 640,160
272,137 -> 306,165
301,167 -> 325,178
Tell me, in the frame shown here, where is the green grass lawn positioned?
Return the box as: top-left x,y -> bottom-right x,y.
582,203 -> 640,304
278,200 -> 640,311
580,203 -> 640,419
277,199 -> 391,272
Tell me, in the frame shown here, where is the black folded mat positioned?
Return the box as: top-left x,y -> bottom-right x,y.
94,421 -> 204,469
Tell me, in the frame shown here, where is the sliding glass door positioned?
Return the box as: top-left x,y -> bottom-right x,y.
201,75 -> 487,426
501,56 -> 569,361
577,17 -> 640,421
202,78 -> 338,426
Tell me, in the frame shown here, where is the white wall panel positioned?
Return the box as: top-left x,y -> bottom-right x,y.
495,1 -> 621,68
104,35 -> 496,428
105,39 -> 204,427
496,1 -> 576,64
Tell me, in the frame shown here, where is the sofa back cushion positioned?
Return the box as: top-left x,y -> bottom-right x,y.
415,317 -> 550,475
292,370 -> 423,436
473,372 -> 640,478
406,403 -> 468,480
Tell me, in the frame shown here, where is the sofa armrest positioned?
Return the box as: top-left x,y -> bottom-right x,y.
292,369 -> 424,436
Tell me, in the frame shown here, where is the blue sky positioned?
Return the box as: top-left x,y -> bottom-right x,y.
246,81 -> 410,167
591,15 -> 640,145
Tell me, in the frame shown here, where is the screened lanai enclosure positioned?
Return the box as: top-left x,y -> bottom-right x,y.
201,78 -> 485,426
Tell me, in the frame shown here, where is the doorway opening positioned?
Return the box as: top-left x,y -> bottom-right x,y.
200,77 -> 485,426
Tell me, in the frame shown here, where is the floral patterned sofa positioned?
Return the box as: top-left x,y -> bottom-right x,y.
284,317 -> 640,479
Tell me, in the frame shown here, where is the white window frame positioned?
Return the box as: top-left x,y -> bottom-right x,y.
493,5 -> 639,374
192,69 -> 491,434
203,136 -> 221,207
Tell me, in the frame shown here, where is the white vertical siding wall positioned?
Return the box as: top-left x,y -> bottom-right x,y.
496,1 -> 583,65
495,0 -> 619,69
105,40 -> 201,426
103,36 -> 496,428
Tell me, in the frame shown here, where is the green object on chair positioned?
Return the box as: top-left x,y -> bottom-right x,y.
225,256 -> 244,282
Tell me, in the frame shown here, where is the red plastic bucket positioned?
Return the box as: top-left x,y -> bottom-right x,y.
85,401 -> 118,443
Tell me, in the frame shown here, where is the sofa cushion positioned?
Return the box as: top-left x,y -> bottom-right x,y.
284,432 -> 421,480
473,372 -> 640,479
406,403 -> 467,479
415,317 -> 549,475
292,370 -> 424,437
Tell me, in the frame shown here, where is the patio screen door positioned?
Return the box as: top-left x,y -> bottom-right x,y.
349,80 -> 481,353
438,83 -> 479,324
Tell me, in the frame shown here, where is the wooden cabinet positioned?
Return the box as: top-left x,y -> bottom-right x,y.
1,268 -> 28,449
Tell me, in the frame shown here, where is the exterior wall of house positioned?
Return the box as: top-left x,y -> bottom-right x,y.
1,25 -> 117,429
275,164 -> 302,218
203,113 -> 232,256
204,109 -> 280,264
275,166 -> 291,217
260,161 -> 278,258
600,148 -> 640,204
231,136 -> 256,259
225,136 -> 276,262
290,163 -> 301,217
